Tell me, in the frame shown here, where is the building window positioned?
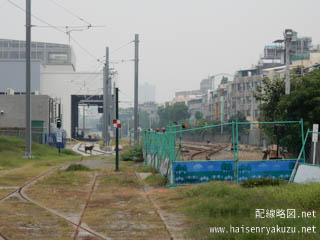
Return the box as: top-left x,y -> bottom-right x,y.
20,51 -> 25,59
10,41 -> 19,48
10,51 -> 19,59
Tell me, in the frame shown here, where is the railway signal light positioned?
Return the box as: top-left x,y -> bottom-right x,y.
56,118 -> 62,129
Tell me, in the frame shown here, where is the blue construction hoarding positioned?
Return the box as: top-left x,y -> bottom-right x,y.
173,160 -> 300,184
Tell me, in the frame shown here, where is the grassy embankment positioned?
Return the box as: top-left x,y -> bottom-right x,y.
136,158 -> 320,240
0,136 -> 81,187
0,136 -> 80,169
149,179 -> 320,240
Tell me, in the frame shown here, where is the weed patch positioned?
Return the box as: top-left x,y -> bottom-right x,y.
65,164 -> 90,171
136,165 -> 158,174
241,178 -> 281,188
145,174 -> 168,187
121,146 -> 143,161
176,181 -> 320,239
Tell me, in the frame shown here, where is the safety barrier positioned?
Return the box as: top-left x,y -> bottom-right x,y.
289,129 -> 320,182
142,120 -> 305,185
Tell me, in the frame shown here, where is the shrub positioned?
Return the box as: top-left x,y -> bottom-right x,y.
241,178 -> 280,188
145,174 -> 168,187
66,164 -> 90,171
61,148 -> 78,155
121,146 -> 143,162
136,165 -> 158,174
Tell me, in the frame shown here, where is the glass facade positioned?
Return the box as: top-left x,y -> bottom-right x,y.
0,39 -> 76,67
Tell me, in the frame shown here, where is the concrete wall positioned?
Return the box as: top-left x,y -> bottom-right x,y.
40,66 -> 103,137
0,60 -> 41,92
0,95 -> 49,129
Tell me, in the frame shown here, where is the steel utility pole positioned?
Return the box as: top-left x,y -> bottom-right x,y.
24,0 -> 32,158
103,47 -> 110,146
82,105 -> 85,137
134,34 -> 139,146
284,29 -> 293,95
115,87 -> 119,171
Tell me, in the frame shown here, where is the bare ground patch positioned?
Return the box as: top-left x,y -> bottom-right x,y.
82,170 -> 172,240
0,196 -> 74,240
0,166 -> 52,187
25,170 -> 94,223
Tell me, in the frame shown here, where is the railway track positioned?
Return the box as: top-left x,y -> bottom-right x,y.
72,174 -> 99,240
0,161 -> 110,240
76,142 -> 112,156
0,232 -> 8,240
179,141 -> 230,160
206,145 -> 230,160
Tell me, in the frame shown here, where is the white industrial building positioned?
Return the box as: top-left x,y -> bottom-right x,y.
40,65 -> 103,137
0,39 -> 103,138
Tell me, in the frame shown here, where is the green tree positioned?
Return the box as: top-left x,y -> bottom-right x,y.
157,102 -> 191,127
254,77 -> 285,122
221,76 -> 229,84
139,110 -> 150,129
254,68 -> 320,155
227,111 -> 249,134
195,111 -> 203,120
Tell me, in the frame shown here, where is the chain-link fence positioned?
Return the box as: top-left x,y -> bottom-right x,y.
237,120 -> 304,161
176,123 -> 234,161
289,129 -> 320,182
142,120 -> 305,185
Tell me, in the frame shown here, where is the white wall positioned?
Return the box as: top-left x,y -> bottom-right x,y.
40,65 -> 103,137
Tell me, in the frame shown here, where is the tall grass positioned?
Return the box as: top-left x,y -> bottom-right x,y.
179,181 -> 320,239
0,136 -> 78,169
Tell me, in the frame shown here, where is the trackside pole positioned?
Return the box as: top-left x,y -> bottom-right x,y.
115,87 -> 119,171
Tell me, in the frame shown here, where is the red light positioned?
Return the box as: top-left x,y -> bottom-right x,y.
155,128 -> 159,132
182,124 -> 188,129
162,128 -> 166,132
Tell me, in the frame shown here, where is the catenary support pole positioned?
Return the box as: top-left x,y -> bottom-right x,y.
103,47 -> 110,146
134,34 -> 139,146
115,87 -> 119,171
284,29 -> 292,95
25,0 -> 32,158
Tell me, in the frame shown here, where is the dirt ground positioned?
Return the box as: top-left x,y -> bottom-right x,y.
0,157 -> 191,240
180,142 -> 264,161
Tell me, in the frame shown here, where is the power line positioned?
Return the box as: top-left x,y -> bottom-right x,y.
33,25 -> 106,29
8,0 -> 65,34
46,0 -> 91,25
7,0 -> 102,63
69,35 -> 101,62
111,41 -> 134,54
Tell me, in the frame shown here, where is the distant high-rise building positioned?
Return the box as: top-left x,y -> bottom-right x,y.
258,31 -> 312,69
139,82 -> 156,103
200,76 -> 215,94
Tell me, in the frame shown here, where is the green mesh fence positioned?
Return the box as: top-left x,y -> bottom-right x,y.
289,130 -> 320,182
142,120 -> 305,185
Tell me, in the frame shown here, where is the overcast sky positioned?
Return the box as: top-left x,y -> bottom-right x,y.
1,0 -> 320,103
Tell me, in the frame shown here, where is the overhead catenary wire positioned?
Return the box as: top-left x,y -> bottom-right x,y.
7,0 -> 102,63
111,41 -> 134,54
119,89 -> 134,101
46,0 -> 91,25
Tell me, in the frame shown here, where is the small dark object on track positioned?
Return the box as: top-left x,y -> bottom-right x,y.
85,145 -> 94,154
